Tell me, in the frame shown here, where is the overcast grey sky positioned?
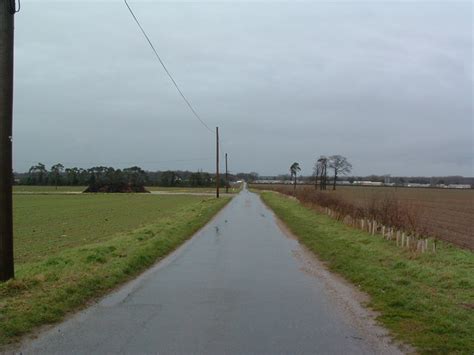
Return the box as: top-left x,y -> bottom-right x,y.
13,0 -> 473,176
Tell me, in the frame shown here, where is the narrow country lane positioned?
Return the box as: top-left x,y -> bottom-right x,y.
20,186 -> 402,354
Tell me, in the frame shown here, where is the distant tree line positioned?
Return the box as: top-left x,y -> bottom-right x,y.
265,174 -> 473,186
14,163 -> 242,188
343,175 -> 472,185
17,163 -> 471,189
84,166 -> 148,193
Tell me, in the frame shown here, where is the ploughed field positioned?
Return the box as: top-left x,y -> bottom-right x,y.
252,184 -> 474,250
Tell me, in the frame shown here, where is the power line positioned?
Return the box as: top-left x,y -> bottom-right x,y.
123,0 -> 214,134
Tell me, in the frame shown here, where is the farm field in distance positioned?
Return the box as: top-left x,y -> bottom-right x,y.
1,193 -> 230,345
252,184 -> 474,250
12,185 -> 241,194
13,185 -> 86,193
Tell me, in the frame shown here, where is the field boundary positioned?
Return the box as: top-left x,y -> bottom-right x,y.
251,183 -> 473,251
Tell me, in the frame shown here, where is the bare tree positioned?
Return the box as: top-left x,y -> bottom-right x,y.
289,162 -> 301,192
316,156 -> 328,190
313,159 -> 320,190
328,155 -> 352,190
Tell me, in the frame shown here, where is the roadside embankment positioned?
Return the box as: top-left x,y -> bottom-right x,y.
258,190 -> 474,354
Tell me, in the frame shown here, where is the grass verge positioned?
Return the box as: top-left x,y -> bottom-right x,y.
259,191 -> 474,354
0,195 -> 230,346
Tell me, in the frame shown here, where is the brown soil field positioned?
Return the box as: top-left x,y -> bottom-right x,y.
252,184 -> 474,250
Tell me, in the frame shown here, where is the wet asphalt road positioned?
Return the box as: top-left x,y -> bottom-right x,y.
20,187 -> 392,354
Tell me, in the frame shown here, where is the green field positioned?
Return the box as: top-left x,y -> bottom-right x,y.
0,194 -> 230,346
259,191 -> 474,354
13,186 -> 86,193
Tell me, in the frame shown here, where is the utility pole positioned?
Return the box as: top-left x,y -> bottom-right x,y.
225,153 -> 228,193
0,0 -> 15,281
216,127 -> 219,198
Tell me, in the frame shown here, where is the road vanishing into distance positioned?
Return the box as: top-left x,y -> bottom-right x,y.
20,186 -> 403,354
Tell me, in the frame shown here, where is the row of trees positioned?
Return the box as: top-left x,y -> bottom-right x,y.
18,163 -> 230,188
289,155 -> 352,191
26,163 -> 65,186
85,166 -> 148,193
23,163 -> 148,188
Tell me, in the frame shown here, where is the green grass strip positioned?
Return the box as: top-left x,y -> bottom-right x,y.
259,191 -> 474,354
0,197 -> 229,346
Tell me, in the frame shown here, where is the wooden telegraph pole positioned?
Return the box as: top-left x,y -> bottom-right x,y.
225,153 -> 228,193
216,127 -> 219,198
0,0 -> 15,281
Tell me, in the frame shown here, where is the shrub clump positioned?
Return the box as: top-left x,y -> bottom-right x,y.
83,166 -> 150,193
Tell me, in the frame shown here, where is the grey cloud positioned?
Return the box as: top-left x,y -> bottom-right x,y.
12,0 -> 473,176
